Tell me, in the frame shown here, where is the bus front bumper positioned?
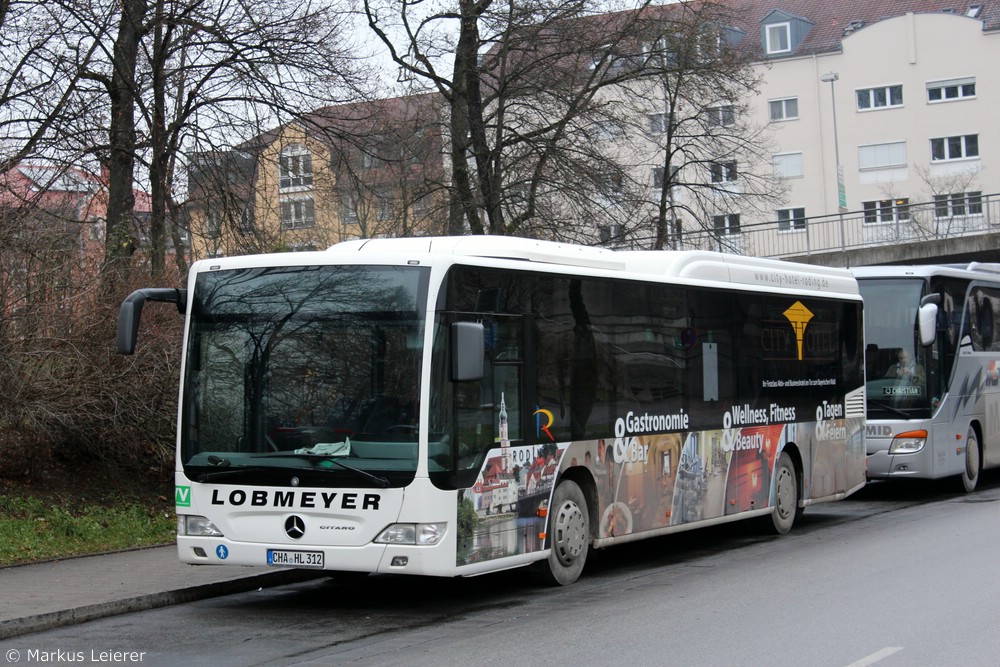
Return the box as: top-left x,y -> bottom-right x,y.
866,449 -> 928,479
176,536 -> 454,577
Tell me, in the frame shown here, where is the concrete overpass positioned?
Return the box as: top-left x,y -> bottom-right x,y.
784,229 -> 1000,268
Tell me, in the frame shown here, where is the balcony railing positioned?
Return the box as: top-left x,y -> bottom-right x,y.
661,193 -> 1000,260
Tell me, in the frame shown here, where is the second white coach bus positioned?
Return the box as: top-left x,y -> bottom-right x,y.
120,236 -> 866,585
854,262 -> 1000,492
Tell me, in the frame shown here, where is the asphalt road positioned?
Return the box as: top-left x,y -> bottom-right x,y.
3,475 -> 1000,667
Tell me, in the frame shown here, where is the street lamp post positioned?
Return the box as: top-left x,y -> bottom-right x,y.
820,71 -> 847,251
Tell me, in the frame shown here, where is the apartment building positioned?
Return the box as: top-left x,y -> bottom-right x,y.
741,0 -> 1000,257
187,93 -> 448,259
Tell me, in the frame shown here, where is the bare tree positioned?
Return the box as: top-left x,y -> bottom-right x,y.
137,0 -> 373,274
364,0 -> 667,236
621,3 -> 784,250
0,0 -> 372,477
362,0 -> 785,246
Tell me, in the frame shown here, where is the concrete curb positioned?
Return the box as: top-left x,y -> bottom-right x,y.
0,569 -> 325,640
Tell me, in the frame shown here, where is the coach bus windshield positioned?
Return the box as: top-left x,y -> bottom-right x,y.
180,264 -> 428,488
858,278 -> 934,417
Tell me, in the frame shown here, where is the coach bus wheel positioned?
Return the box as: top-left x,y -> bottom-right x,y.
959,427 -> 981,493
538,479 -> 590,586
761,452 -> 799,535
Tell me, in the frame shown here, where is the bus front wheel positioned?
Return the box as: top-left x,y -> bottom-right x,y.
538,479 -> 590,586
959,427 -> 981,493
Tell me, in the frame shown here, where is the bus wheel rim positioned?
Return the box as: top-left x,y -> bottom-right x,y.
775,466 -> 794,519
554,500 -> 587,563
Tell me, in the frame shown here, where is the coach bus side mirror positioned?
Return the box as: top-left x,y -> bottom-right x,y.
451,321 -> 485,382
918,294 -> 940,347
117,288 -> 187,355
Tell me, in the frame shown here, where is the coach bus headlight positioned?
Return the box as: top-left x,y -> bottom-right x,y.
178,515 -> 224,537
374,522 -> 446,545
889,430 -> 927,455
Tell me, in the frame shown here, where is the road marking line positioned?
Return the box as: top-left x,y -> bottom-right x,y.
845,647 -> 904,667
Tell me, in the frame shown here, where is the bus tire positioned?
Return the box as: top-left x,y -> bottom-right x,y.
537,479 -> 590,586
759,452 -> 799,535
959,427 -> 981,493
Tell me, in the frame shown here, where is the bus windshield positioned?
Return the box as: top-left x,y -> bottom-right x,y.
858,277 -> 933,417
181,264 -> 429,487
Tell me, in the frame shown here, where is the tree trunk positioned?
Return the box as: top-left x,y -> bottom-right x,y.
102,0 -> 149,286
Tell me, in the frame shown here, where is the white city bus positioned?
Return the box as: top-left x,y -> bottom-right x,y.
854,263 -> 1000,492
119,236 -> 866,585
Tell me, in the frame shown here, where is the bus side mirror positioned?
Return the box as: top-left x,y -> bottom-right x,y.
117,288 -> 186,354
451,321 -> 485,381
918,294 -> 940,347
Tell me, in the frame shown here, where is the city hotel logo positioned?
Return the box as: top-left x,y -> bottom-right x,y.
783,301 -> 814,361
762,301 -> 823,362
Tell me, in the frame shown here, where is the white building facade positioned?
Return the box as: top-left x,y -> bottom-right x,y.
748,5 -> 1000,257
682,1 -> 1000,258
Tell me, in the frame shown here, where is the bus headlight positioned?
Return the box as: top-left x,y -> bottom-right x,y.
374,523 -> 446,545
178,515 -> 224,537
889,430 -> 927,455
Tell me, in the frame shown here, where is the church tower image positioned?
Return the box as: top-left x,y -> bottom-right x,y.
499,392 -> 511,473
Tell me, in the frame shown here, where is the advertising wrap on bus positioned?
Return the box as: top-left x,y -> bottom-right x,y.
456,400 -> 864,567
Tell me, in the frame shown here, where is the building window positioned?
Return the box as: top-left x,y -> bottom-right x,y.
601,172 -> 625,201
376,190 -> 394,221
707,105 -> 735,127
413,193 -> 430,216
205,211 -> 222,239
927,77 -> 976,103
934,191 -> 983,218
931,134 -> 979,161
652,167 -> 664,188
768,97 -> 798,121
856,85 -> 903,110
777,207 -> 806,231
710,161 -> 737,183
279,144 -> 313,190
772,152 -> 803,179
713,213 -> 740,235
340,195 -> 358,224
237,207 -> 254,234
648,113 -> 665,134
599,223 -> 624,244
765,22 -> 790,54
652,166 -> 681,190
593,120 -> 619,141
863,198 -> 910,224
858,142 -> 907,170
280,197 -> 315,229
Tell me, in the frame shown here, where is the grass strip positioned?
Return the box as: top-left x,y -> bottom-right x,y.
0,494 -> 175,567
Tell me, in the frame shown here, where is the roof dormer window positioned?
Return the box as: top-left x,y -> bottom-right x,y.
765,22 -> 791,54
760,10 -> 813,57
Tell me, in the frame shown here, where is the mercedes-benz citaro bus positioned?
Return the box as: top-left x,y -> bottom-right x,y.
118,236 -> 866,585
854,262 -> 1000,492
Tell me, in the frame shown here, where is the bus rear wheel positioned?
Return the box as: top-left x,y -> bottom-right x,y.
757,451 -> 800,535
959,427 -> 981,493
537,479 -> 590,586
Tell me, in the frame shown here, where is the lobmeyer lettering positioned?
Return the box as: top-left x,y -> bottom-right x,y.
211,488 -> 380,510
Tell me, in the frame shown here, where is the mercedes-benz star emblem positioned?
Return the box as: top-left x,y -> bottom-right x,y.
284,515 -> 306,539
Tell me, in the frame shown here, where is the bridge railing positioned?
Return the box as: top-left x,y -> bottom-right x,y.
662,193 -> 1000,259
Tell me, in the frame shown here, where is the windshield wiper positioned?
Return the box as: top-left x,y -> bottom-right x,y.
250,452 -> 390,488
190,465 -> 282,482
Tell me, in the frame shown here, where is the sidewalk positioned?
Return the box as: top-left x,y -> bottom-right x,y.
0,545 -> 323,640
